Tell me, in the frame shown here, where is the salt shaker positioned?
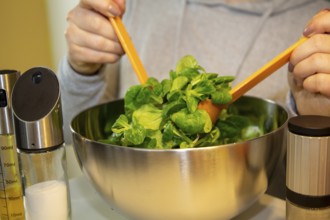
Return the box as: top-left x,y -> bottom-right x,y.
286,115 -> 330,220
11,67 -> 71,220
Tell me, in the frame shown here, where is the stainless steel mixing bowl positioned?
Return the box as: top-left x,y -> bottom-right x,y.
71,96 -> 288,220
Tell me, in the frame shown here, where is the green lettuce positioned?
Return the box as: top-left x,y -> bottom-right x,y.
101,55 -> 261,149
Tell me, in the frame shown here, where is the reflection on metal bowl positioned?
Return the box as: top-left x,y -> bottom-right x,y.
70,96 -> 287,220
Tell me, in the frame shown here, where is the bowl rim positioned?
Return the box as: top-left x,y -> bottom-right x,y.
70,95 -> 289,152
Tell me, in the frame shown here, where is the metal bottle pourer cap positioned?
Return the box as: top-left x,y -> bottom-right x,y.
0,70 -> 20,134
12,67 -> 64,150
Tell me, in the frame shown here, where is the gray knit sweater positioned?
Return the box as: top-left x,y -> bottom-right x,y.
59,0 -> 328,143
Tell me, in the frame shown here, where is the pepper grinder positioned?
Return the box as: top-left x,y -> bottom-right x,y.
286,115 -> 330,220
11,67 -> 71,220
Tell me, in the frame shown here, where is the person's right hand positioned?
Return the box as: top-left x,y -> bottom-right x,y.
65,0 -> 126,75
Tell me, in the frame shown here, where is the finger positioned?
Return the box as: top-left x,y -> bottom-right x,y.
67,7 -> 118,42
79,0 -> 123,17
114,0 -> 126,13
66,22 -> 124,57
68,42 -> 121,64
304,9 -> 330,36
290,34 -> 330,65
303,73 -> 330,98
292,53 -> 330,79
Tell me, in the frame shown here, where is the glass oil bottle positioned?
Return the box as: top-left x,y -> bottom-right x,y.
0,70 -> 25,220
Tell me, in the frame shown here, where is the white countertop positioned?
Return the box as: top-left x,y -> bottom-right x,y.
69,175 -> 286,220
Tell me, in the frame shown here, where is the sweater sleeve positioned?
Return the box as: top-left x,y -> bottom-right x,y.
286,91 -> 298,117
58,56 -> 119,144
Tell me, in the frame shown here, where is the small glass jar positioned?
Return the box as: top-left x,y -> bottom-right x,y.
19,145 -> 71,220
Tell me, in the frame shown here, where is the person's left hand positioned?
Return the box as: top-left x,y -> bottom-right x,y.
289,9 -> 330,116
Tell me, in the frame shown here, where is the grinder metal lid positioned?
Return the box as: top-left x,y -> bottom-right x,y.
12,67 -> 63,150
288,115 -> 330,137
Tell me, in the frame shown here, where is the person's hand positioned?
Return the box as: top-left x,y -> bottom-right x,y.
288,9 -> 330,116
65,0 -> 126,75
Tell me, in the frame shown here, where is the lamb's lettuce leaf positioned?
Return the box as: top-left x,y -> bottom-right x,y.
101,55 -> 262,149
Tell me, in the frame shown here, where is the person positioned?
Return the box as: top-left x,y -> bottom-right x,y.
58,0 -> 330,199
